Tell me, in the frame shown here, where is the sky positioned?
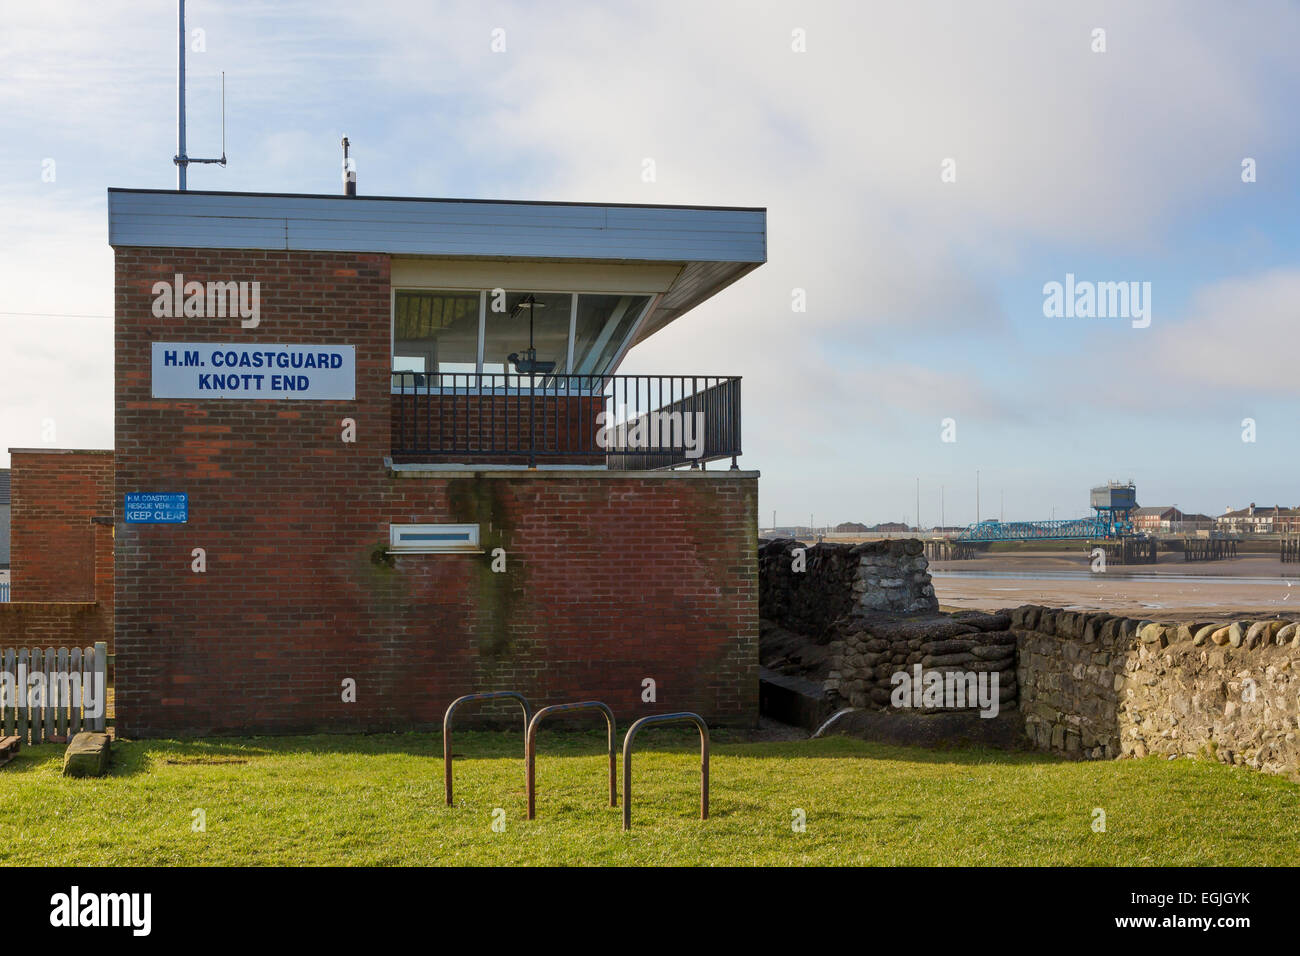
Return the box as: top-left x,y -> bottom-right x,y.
1,0 -> 1298,529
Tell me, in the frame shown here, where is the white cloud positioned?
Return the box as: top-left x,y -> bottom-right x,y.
1122,269 -> 1300,397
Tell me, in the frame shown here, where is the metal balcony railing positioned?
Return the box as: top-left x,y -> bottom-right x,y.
390,373 -> 741,469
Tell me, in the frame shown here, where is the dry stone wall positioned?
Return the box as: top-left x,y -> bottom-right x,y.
1012,605 -> 1300,778
827,610 -> 1017,714
757,542 -> 1300,780
1014,606 -> 1131,758
759,538 -> 938,636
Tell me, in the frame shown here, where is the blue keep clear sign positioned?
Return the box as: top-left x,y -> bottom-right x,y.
125,493 -> 188,524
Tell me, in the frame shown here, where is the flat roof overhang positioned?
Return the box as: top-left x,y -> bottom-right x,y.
107,188 -> 766,345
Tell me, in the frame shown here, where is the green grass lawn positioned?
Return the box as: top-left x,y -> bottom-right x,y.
1,730 -> 1297,866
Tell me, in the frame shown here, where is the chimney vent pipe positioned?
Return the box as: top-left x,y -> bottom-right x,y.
342,136 -> 357,196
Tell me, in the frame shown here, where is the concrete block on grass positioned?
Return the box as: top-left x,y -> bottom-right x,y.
63,732 -> 111,778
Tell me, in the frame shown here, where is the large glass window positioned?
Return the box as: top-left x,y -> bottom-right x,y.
483,292 -> 572,376
572,294 -> 651,375
394,291 -> 480,375
392,288 -> 653,386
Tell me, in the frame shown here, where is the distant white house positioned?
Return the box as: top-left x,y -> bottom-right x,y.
1217,503 -> 1300,535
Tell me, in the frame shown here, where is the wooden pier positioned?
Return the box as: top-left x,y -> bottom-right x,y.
1283,537 -> 1300,563
925,540 -> 979,561
1090,537 -> 1157,566
1183,537 -> 1238,562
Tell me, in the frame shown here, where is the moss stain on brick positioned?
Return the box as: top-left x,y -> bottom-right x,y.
678,477 -> 760,584
447,477 -> 523,663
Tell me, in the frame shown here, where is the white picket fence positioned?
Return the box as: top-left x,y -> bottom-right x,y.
1,642 -> 107,744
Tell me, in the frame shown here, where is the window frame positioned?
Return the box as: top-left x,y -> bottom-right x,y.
390,285 -> 656,395
388,522 -> 482,554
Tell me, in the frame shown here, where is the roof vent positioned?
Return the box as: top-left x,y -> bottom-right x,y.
341,136 -> 357,197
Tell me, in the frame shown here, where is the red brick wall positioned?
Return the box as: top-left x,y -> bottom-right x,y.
1,450 -> 114,652
9,450 -> 114,602
0,603 -> 102,649
115,247 -> 757,736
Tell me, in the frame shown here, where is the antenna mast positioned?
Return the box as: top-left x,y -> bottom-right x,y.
174,0 -> 227,190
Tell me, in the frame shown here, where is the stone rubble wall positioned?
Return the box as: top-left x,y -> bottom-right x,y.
1012,605 -> 1300,778
756,542 -> 1300,779
758,538 -> 938,638
827,610 -> 1018,714
1013,606 -> 1131,758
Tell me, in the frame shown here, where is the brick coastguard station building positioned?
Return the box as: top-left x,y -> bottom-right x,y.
107,187 -> 766,736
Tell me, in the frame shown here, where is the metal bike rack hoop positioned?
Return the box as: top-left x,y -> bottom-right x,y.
621,712 -> 709,832
443,691 -> 532,806
525,701 -> 617,820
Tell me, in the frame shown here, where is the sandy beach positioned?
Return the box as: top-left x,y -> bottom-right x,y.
930,551 -> 1300,621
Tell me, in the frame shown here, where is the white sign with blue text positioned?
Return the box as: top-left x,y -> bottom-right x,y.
151,343 -> 356,400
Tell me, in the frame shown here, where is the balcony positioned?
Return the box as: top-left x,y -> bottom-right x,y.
390,373 -> 742,469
